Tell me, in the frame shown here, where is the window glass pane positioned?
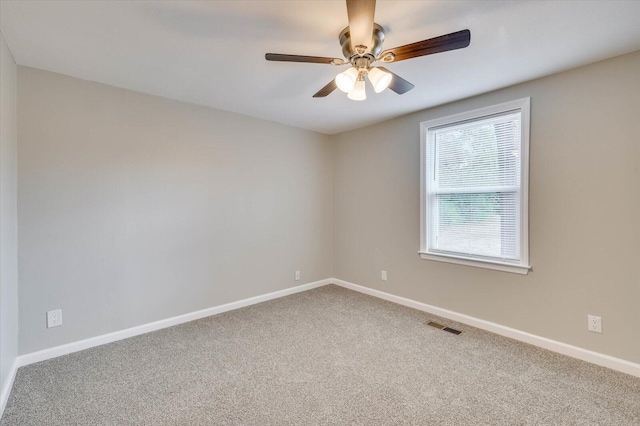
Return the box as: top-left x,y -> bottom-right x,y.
422,99 -> 529,270
434,192 -> 518,259
434,113 -> 521,189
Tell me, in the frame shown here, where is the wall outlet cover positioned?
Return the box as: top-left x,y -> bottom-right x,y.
587,314 -> 602,333
47,309 -> 63,328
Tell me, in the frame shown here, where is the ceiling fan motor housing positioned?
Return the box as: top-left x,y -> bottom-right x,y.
339,23 -> 386,61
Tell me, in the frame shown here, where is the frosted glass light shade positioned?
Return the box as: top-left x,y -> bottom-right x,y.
368,67 -> 392,93
335,67 -> 359,93
347,80 -> 366,101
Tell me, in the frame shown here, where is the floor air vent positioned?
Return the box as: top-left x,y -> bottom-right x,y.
426,321 -> 462,335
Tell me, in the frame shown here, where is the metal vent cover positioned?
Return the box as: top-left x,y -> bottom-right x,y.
426,321 -> 462,335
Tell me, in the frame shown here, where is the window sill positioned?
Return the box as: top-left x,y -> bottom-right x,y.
418,252 -> 531,275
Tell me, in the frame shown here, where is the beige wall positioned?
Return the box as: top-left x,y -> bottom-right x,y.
333,51 -> 640,363
15,50 -> 640,365
0,29 -> 19,394
17,67 -> 333,354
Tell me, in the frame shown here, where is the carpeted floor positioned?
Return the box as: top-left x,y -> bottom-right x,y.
2,285 -> 640,425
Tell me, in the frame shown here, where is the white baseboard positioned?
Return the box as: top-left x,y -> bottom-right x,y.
331,278 -> 640,378
4,276 -> 639,419
18,279 -> 331,368
0,358 -> 18,417
13,276 -> 640,384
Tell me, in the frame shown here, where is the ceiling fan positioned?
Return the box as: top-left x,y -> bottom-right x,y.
265,0 -> 470,100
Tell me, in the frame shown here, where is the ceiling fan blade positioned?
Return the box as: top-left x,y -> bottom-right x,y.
265,53 -> 341,64
377,67 -> 414,94
313,80 -> 338,98
346,0 -> 376,52
380,29 -> 470,63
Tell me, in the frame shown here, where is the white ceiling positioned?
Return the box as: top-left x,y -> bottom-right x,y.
2,1 -> 640,135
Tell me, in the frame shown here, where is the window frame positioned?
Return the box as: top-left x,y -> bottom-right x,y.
419,98 -> 531,275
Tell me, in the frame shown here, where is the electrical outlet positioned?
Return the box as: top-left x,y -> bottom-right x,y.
47,309 -> 62,328
588,315 -> 602,333
381,270 -> 387,281
295,271 -> 300,281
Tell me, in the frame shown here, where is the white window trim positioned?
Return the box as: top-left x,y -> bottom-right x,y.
419,98 -> 531,275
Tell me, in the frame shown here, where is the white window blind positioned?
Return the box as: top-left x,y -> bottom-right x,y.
420,98 -> 530,274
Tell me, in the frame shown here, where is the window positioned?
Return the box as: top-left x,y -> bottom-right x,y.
420,98 -> 530,274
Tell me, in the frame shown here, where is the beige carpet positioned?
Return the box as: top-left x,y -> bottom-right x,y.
2,285 -> 639,425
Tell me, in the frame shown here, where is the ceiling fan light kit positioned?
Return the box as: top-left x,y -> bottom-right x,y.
367,67 -> 392,93
266,0 -> 471,101
336,66 -> 359,93
347,77 -> 367,101
335,67 -> 391,100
